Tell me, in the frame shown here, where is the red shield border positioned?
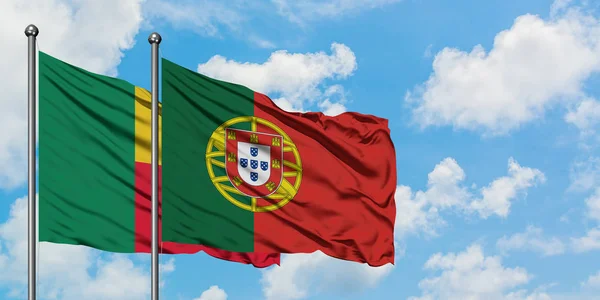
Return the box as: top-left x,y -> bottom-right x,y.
225,128 -> 283,197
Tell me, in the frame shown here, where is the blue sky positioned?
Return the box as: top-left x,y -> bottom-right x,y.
1,0 -> 600,299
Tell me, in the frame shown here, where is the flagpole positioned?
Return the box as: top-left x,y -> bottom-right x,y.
25,24 -> 39,300
148,32 -> 162,300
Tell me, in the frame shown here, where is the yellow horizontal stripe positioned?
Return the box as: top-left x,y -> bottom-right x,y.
134,87 -> 162,165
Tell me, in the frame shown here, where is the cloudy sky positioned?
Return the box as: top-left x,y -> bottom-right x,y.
1,0 -> 600,299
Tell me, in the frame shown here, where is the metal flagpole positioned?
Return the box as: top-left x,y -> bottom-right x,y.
148,32 -> 162,300
25,24 -> 39,300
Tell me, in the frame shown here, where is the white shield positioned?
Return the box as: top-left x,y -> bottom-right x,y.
237,142 -> 271,186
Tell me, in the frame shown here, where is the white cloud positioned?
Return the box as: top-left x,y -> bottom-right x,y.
0,195 -> 171,299
569,156 -> 600,192
143,1 -> 272,49
565,98 -> 600,138
496,226 -> 566,257
197,43 -> 357,113
504,289 -> 553,300
0,0 -> 144,189
570,188 -> 600,253
585,188 -> 600,222
409,244 -> 536,300
145,0 -> 396,46
261,157 -> 544,300
394,185 -> 446,239
407,4 -> 600,135
158,257 -> 176,288
160,257 -> 176,273
248,35 -> 277,49
272,98 -> 305,113
73,255 -> 150,300
581,270 -> 600,289
469,158 -> 546,219
272,0 -> 401,25
260,251 -> 393,300
424,44 -> 434,58
317,85 -> 348,116
394,158 -> 468,238
396,157 -> 545,238
550,0 -> 574,17
194,285 -> 228,300
317,99 -> 346,116
144,0 -> 244,37
571,228 -> 600,253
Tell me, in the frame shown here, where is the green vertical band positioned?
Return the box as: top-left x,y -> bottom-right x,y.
161,58 -> 256,252
38,52 -> 137,252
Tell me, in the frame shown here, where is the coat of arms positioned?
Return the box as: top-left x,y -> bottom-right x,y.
225,128 -> 283,197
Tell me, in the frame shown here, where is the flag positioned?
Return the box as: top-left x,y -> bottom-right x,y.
38,52 -> 279,268
161,58 -> 396,266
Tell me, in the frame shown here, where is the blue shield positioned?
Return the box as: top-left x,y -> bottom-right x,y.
240,158 -> 248,168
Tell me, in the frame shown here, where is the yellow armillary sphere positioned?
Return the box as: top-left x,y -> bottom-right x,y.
205,116 -> 302,212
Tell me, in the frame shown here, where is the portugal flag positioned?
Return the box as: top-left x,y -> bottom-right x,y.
161,59 -> 397,266
38,52 -> 279,268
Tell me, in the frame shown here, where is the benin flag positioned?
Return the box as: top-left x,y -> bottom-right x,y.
161,58 -> 397,266
38,52 -> 279,267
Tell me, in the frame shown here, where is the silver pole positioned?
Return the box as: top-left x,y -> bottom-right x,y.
25,24 -> 39,300
148,32 -> 162,300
